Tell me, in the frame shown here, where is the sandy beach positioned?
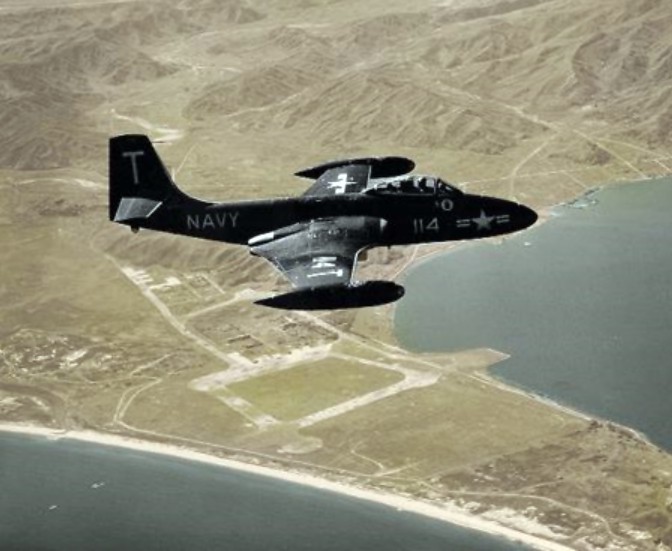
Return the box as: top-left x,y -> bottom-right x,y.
0,423 -> 574,551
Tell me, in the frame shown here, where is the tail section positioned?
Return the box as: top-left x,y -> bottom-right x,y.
109,134 -> 184,224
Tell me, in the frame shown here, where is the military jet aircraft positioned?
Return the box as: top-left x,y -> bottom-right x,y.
109,134 -> 537,309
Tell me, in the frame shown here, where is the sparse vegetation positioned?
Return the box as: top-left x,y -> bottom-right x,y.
227,361 -> 401,421
2,0 -> 672,549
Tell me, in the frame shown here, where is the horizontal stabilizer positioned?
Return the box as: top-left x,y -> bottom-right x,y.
255,281 -> 404,310
113,197 -> 162,223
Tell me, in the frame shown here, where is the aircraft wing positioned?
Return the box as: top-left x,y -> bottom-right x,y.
249,217 -> 386,290
301,164 -> 372,197
249,216 -> 404,309
297,156 -> 415,197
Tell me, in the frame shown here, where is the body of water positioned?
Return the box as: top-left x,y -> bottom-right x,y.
0,432 -> 533,551
396,177 -> 672,449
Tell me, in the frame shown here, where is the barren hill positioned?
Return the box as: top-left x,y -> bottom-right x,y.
1,0 -> 669,184
2,1 -> 672,549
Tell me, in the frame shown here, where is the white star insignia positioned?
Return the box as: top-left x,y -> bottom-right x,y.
473,210 -> 494,230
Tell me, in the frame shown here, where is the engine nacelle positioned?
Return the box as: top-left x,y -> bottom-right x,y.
248,216 -> 387,248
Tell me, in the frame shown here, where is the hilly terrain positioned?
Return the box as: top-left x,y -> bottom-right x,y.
1,1 -> 672,549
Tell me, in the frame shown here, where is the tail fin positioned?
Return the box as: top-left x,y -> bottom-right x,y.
108,134 -> 181,223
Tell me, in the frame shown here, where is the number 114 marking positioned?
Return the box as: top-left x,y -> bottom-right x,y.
413,217 -> 439,234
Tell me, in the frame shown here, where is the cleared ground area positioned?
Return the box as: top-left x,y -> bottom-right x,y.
228,360 -> 405,422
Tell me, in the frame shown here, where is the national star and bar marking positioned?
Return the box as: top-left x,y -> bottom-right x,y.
456,210 -> 511,230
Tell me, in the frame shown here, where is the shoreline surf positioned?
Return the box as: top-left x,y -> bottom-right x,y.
0,422 -> 574,551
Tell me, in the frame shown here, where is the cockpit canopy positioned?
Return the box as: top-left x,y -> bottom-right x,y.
371,176 -> 462,196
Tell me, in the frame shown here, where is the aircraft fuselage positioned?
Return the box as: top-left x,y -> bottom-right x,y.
109,134 -> 538,309
144,192 -> 537,248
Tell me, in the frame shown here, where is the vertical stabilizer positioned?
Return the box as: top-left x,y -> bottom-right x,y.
108,134 -> 181,222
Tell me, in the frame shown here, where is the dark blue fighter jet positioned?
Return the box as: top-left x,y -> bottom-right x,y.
109,134 -> 537,309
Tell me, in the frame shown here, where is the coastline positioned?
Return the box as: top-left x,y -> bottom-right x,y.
395,179 -> 665,453
0,422 -> 574,551
478,366 -> 657,448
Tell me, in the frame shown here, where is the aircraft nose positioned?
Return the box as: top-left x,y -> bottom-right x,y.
515,203 -> 538,230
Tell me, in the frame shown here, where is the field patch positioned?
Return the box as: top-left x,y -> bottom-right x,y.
228,359 -> 404,422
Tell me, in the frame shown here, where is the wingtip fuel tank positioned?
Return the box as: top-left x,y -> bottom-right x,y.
255,281 -> 405,310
